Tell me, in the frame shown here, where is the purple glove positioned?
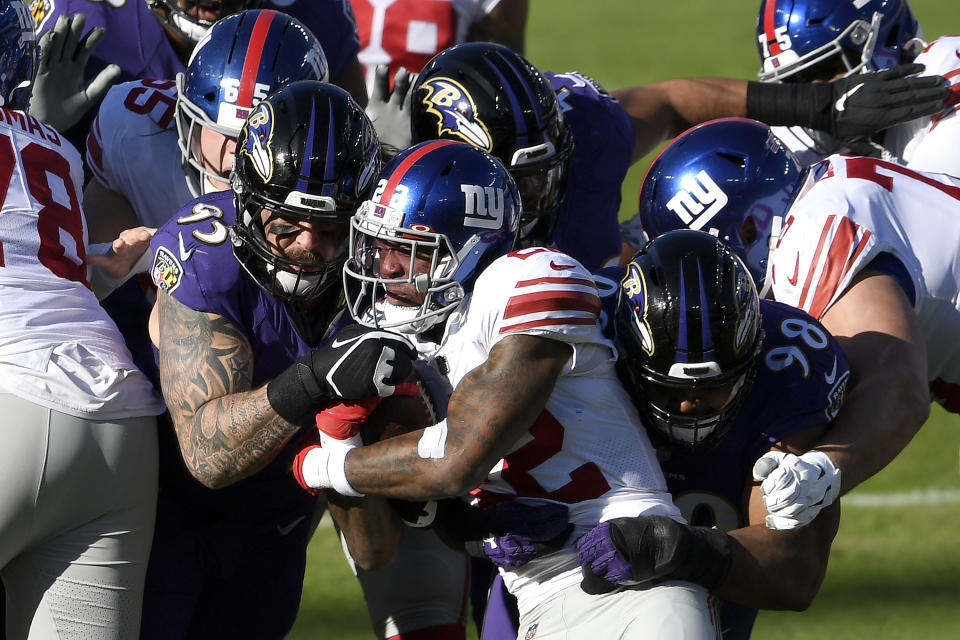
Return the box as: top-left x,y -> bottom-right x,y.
464,501 -> 572,569
576,521 -> 633,594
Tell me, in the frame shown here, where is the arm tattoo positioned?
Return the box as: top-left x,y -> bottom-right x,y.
156,291 -> 300,488
343,334 -> 571,499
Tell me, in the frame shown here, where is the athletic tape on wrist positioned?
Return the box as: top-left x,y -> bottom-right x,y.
327,446 -> 364,497
418,419 -> 448,459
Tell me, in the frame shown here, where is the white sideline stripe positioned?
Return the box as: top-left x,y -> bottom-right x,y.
843,488 -> 960,508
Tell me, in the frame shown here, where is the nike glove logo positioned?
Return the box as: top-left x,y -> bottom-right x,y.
824,357 -> 838,385
834,83 -> 865,112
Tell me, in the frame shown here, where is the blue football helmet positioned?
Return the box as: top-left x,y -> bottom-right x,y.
0,0 -> 36,111
757,0 -> 921,82
410,43 -> 572,248
637,118 -> 806,295
344,140 -> 522,334
146,0 -> 264,45
176,9 -> 328,195
615,229 -> 762,449
231,81 -> 381,302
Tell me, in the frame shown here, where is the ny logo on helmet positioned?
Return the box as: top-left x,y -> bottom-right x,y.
419,77 -> 492,151
462,184 -> 504,229
665,170 -> 729,232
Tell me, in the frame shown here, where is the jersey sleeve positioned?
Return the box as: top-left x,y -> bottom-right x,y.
769,157 -> 888,319
750,300 -> 851,441
149,192 -> 247,327
469,247 -> 611,363
86,79 -> 178,189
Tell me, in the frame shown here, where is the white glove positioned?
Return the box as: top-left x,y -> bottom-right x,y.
752,450 -> 841,530
365,64 -> 418,152
28,13 -> 121,131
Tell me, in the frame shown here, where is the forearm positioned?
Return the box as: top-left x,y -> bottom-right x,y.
719,502 -> 839,610
612,78 -> 747,162
813,364 -> 929,495
175,385 -> 302,489
327,492 -> 404,570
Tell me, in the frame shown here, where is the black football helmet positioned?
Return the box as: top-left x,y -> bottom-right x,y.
615,229 -> 763,449
231,80 -> 381,302
0,0 -> 36,110
410,42 -> 573,247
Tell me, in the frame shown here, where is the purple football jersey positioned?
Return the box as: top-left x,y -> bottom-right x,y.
547,71 -> 636,271
149,189 -> 344,515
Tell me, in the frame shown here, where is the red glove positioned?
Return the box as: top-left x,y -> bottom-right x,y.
314,382 -> 422,441
315,397 -> 383,441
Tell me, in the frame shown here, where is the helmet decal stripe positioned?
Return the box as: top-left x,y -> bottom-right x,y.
322,96 -> 337,196
295,97 -> 318,194
487,52 -> 534,147
677,261 -> 689,362
377,139 -> 459,205
762,1 -> 782,56
236,10 -> 276,107
698,259 -> 714,357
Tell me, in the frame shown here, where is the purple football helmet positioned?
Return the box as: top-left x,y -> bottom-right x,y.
757,0 -> 921,82
344,140 -> 521,334
637,118 -> 807,295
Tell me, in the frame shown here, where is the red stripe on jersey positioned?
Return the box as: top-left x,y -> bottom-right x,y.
86,116 -> 104,175
797,214 -> 836,310
503,289 -> 601,319
378,139 -> 459,205
499,316 -> 597,335
763,1 -> 781,55
808,217 -> 858,318
515,276 -> 597,290
237,10 -> 276,107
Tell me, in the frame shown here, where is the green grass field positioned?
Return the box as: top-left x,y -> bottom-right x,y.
288,2 -> 960,637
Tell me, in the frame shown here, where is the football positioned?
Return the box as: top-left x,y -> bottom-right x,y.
360,372 -> 440,443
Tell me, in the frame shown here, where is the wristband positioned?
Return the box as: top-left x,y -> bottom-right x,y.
267,361 -> 330,425
327,446 -> 364,497
745,81 -> 832,132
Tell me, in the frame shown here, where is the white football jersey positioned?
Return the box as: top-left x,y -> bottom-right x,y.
884,36 -> 960,177
423,247 -> 679,616
0,109 -> 163,419
86,79 -> 194,228
769,154 -> 960,410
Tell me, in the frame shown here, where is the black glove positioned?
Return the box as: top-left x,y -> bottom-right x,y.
576,516 -> 732,595
746,63 -> 949,140
267,325 -> 416,425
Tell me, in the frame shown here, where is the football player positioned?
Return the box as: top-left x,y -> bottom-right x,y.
635,116 -> 960,531
401,42 -> 946,272
26,0 -> 365,160
754,0 -> 960,175
0,2 -> 164,637
295,140 -> 721,639
577,229 -> 848,640
477,229 -> 851,640
83,8 -> 327,387
144,81 -> 404,639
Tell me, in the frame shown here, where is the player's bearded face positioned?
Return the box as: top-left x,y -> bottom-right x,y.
176,0 -> 226,22
372,239 -> 433,307
192,125 -> 236,191
260,210 -> 348,270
